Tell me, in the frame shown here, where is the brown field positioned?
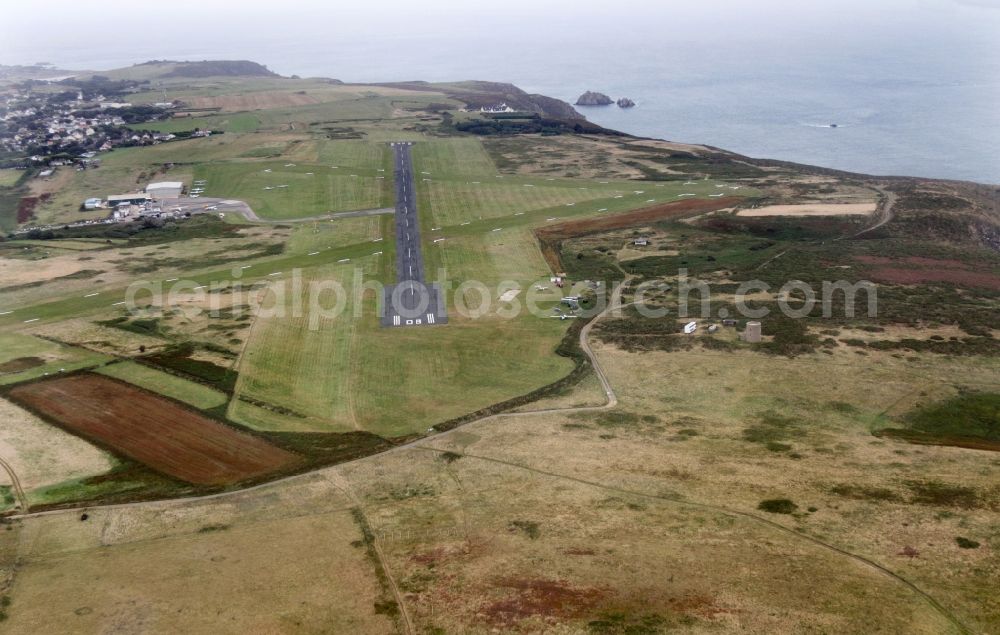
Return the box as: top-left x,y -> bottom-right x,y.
738,202 -> 876,216
7,374 -> 300,485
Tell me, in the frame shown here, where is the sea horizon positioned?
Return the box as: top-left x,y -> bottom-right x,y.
3,0 -> 998,183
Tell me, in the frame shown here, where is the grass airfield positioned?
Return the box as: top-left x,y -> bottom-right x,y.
0,66 -> 998,632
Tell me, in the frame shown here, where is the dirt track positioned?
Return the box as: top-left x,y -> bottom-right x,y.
8,374 -> 300,485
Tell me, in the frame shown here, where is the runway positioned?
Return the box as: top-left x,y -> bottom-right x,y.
381,142 -> 448,328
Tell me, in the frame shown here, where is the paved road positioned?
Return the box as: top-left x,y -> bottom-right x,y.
381,142 -> 447,328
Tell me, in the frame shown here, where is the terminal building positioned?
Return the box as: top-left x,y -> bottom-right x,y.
146,181 -> 184,199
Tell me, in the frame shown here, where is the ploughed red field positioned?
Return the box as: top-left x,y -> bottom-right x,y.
8,373 -> 301,485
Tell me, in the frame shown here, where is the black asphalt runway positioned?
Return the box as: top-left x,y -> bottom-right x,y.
381,142 -> 448,327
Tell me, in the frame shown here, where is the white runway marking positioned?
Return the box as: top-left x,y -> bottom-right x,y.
23,318 -> 38,323
546,217 -> 557,221
338,258 -> 350,263
373,238 -> 383,242
598,208 -> 607,212
393,315 -> 401,326
427,313 -> 435,324
308,251 -> 320,255
193,285 -> 206,290
514,212 -> 524,216
373,251 -> 382,256
431,227 -> 441,231
166,278 -> 178,282
84,292 -> 98,298
112,301 -> 126,306
0,311 -> 12,316
433,238 -> 445,243
268,272 -> 282,276
241,265 -> 252,269
491,228 -> 502,232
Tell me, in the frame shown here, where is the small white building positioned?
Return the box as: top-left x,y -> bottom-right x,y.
146,181 -> 184,199
481,102 -> 515,113
84,197 -> 102,210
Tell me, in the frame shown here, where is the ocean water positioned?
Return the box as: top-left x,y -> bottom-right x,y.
3,1 -> 998,183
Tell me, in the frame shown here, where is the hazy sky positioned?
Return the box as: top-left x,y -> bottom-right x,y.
2,0 -> 998,77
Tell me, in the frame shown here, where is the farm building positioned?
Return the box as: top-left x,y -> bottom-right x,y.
107,193 -> 150,206
83,197 -> 102,210
146,181 -> 184,199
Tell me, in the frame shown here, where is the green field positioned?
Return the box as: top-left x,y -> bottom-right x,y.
96,361 -> 229,410
286,215 -> 386,254
0,169 -> 24,187
194,159 -> 387,219
0,332 -> 108,385
230,219 -> 575,436
132,113 -> 262,134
